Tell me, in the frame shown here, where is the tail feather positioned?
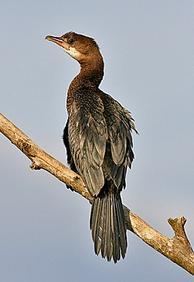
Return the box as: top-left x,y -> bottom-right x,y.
111,192 -> 120,262
104,194 -> 112,260
116,196 -> 127,258
90,187 -> 127,263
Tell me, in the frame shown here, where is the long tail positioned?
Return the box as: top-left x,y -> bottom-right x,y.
90,186 -> 127,263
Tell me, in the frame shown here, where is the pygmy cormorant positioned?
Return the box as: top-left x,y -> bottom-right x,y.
46,32 -> 137,263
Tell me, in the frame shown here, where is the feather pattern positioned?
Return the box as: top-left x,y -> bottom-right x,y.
90,182 -> 127,263
67,88 -> 107,196
63,86 -> 136,262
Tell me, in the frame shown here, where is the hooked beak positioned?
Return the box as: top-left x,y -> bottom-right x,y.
45,35 -> 70,51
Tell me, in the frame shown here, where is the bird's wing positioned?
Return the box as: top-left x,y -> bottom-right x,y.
100,92 -> 137,190
68,90 -> 108,196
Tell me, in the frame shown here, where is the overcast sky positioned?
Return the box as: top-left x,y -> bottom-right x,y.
0,0 -> 194,281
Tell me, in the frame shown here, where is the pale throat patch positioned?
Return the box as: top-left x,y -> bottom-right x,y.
65,47 -> 81,60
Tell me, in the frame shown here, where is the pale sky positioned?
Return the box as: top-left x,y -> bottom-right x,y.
0,1 -> 194,281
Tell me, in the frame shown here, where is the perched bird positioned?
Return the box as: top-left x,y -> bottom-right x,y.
46,32 -> 137,263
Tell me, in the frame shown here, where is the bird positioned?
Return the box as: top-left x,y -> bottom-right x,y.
46,32 -> 137,263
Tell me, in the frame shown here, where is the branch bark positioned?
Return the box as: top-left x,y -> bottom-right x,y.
0,113 -> 194,274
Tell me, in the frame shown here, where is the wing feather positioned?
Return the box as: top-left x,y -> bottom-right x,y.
68,90 -> 108,196
67,88 -> 137,195
99,92 -> 137,190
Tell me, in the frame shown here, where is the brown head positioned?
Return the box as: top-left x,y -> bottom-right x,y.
46,32 -> 103,67
46,32 -> 104,86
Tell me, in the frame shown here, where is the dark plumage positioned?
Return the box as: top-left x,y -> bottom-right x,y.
46,32 -> 137,263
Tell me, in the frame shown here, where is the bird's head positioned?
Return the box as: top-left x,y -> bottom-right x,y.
45,32 -> 101,65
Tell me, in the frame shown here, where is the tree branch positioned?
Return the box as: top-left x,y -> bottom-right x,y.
0,113 -> 194,275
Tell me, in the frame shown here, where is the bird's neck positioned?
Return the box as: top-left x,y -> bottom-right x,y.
80,63 -> 104,86
67,54 -> 104,113
70,55 -> 104,90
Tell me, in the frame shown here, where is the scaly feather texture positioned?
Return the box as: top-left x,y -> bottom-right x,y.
64,86 -> 136,262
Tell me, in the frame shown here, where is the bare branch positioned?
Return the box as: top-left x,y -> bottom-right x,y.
0,113 -> 194,275
0,113 -> 92,201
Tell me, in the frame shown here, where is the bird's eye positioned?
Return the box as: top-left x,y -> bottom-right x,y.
67,37 -> 75,44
